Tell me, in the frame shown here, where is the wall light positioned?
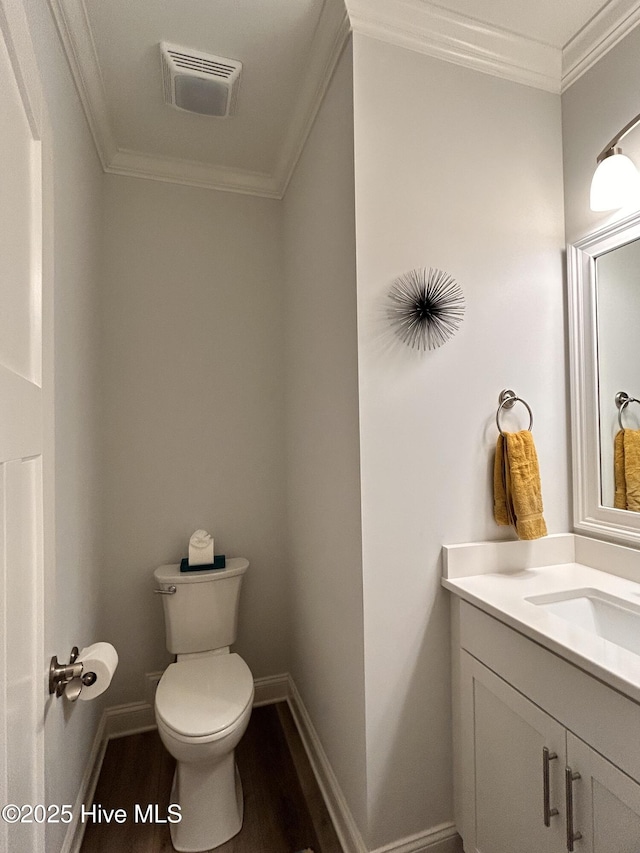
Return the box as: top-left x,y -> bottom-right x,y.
590,112 -> 640,211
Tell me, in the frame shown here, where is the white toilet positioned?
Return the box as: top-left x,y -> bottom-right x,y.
153,558 -> 254,852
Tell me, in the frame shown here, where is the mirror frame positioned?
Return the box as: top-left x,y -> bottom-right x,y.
569,208 -> 640,545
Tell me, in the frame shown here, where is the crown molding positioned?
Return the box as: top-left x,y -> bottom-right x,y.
345,0 -> 562,93
48,0 -> 116,168
48,0 -> 280,195
275,1 -> 351,196
48,0 -> 350,198
562,0 -> 640,91
106,148 -> 281,198
47,0 -> 640,196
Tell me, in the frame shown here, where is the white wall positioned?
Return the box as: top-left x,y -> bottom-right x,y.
282,41 -> 368,832
98,175 -> 288,705
21,2 -> 105,850
352,34 -> 568,848
562,26 -> 640,245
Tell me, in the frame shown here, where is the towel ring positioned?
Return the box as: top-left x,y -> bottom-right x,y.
616,391 -> 640,430
496,389 -> 533,436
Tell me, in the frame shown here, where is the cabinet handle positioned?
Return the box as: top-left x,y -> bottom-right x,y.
543,747 -> 559,826
565,766 -> 583,851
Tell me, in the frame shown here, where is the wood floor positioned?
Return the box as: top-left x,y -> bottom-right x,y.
80,702 -> 343,853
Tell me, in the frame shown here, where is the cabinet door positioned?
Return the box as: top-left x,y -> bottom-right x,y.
461,653 -> 566,853
567,733 -> 640,853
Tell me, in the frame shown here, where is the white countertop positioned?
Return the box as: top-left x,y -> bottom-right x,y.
442,543 -> 640,704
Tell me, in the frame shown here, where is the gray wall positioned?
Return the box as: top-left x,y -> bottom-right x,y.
98,175 -> 289,703
282,41 -> 367,833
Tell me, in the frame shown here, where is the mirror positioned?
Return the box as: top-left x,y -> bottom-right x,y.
596,239 -> 640,509
569,210 -> 640,543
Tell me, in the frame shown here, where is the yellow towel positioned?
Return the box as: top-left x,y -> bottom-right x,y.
614,429 -> 640,511
493,430 -> 547,540
493,434 -> 511,526
615,430 -> 626,509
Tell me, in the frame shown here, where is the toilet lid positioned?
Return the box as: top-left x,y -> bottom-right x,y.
155,654 -> 254,738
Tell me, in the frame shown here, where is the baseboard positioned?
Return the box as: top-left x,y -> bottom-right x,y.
141,671 -> 291,712
62,672 -> 462,853
79,672 -> 290,743
286,678 -> 462,853
61,701 -> 158,853
369,823 -> 462,853
59,713 -> 109,853
104,700 -> 157,739
60,673 -> 291,852
286,676 -> 368,853
253,672 -> 291,706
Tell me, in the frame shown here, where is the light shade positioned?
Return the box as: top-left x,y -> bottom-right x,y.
590,152 -> 640,211
174,74 -> 229,116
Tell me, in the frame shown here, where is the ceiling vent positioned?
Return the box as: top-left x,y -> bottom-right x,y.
160,42 -> 242,117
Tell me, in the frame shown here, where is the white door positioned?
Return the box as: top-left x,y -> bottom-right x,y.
462,653 -> 566,853
568,732 -> 640,853
0,2 -> 51,852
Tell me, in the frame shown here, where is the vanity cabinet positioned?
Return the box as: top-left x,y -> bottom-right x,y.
453,600 -> 640,853
465,654 -> 565,853
567,734 -> 640,852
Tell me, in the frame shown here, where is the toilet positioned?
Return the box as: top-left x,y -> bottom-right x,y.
153,558 -> 254,852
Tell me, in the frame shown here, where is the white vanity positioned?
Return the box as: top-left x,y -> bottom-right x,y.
442,181 -> 640,852
443,533 -> 640,853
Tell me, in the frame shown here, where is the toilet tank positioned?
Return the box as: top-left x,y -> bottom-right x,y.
153,558 -> 249,655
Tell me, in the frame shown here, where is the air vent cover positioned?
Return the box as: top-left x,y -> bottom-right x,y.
160,42 -> 242,117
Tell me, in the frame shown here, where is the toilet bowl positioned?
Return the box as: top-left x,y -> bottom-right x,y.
153,559 -> 253,852
155,653 -> 254,852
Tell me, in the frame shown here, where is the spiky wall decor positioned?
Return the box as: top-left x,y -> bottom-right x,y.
387,267 -> 465,351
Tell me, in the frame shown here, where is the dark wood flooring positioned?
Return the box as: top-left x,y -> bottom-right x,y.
80,702 -> 343,853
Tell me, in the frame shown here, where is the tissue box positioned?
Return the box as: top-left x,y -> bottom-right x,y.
180,556 -> 226,573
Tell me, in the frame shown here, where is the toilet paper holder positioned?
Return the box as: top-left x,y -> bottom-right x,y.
49,646 -> 97,702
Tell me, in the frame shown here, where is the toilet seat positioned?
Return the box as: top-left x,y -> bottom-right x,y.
156,653 -> 254,740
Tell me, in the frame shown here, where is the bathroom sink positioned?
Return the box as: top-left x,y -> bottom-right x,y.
526,588 -> 640,657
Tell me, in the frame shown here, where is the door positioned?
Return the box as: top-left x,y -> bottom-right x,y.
567,732 -> 640,853
461,653 -> 566,853
0,2 -> 51,852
